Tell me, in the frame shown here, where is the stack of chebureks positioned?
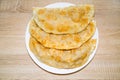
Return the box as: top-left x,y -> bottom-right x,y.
29,5 -> 96,68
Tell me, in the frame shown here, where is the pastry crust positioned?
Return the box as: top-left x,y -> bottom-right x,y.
33,5 -> 94,34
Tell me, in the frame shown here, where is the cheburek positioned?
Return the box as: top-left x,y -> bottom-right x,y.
33,5 -> 94,34
29,19 -> 95,49
29,37 -> 96,68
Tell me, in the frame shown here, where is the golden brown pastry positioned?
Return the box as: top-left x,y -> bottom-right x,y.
29,37 -> 96,68
33,5 -> 94,34
29,19 -> 96,49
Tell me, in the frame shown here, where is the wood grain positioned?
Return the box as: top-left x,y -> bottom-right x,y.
0,0 -> 120,80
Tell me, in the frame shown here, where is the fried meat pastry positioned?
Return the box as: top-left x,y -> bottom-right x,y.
29,37 -> 96,68
33,5 -> 94,34
29,19 -> 95,49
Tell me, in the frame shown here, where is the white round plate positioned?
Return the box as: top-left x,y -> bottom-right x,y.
25,2 -> 99,74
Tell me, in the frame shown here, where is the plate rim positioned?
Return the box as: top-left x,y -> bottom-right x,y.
25,2 -> 99,74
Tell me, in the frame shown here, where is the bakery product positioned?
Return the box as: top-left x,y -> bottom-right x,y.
29,37 -> 96,68
28,4 -> 97,69
29,19 -> 96,49
33,5 -> 94,34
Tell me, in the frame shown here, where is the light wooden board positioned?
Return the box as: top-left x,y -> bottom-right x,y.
0,0 -> 120,80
